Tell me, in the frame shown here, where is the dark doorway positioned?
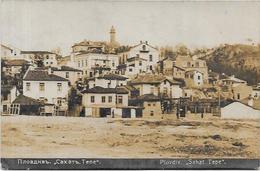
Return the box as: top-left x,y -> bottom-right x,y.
136,109 -> 143,118
100,108 -> 111,117
122,108 -> 131,118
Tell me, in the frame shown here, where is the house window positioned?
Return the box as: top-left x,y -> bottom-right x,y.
50,62 -> 53,64
78,61 -> 80,67
198,75 -> 201,80
3,94 -> 8,100
129,68 -> 133,72
103,60 -> 106,64
237,93 -> 240,100
112,62 -> 115,67
108,96 -> 112,103
164,80 -> 167,85
39,83 -> 45,91
57,83 -> 62,91
85,71 -> 88,75
46,62 -> 48,64
101,96 -> 106,103
118,96 -> 123,104
150,111 -> 154,116
91,96 -> 95,103
66,72 -> 69,78
26,82 -> 31,91
85,60 -> 88,66
136,54 -> 140,57
153,103 -> 156,106
150,65 -> 153,70
148,103 -> 151,106
57,98 -> 62,106
163,87 -> 167,95
149,55 -> 153,61
46,55 -> 49,59
142,45 -> 146,51
139,61 -> 142,66
185,93 -> 188,97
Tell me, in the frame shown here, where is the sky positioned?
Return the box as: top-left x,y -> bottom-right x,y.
1,0 -> 260,55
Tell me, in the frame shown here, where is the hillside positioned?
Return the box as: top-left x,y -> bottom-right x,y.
201,44 -> 260,85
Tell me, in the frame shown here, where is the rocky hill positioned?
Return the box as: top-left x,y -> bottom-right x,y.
201,44 -> 260,85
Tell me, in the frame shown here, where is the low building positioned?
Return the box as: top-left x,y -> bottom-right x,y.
10,94 -> 42,115
82,86 -> 137,118
23,69 -> 69,115
132,94 -> 162,118
221,101 -> 260,119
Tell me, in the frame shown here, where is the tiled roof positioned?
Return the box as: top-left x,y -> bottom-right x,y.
52,66 -> 82,72
127,57 -> 147,62
12,94 -> 41,105
23,70 -> 69,81
82,86 -> 128,94
136,94 -> 160,101
21,51 -> 55,54
4,59 -> 29,66
130,74 -> 182,85
97,73 -> 128,80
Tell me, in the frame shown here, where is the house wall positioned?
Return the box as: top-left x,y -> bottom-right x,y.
221,102 -> 260,119
88,78 -> 127,88
142,101 -> 162,118
232,84 -> 253,100
23,80 -> 69,105
73,53 -> 119,77
53,70 -> 82,86
44,54 -> 58,67
82,93 -> 128,107
252,89 -> 260,99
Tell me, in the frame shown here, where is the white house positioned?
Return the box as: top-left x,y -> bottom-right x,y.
23,69 -> 69,115
130,74 -> 183,98
87,73 -> 128,89
221,101 -> 260,119
118,41 -> 160,77
82,86 -> 136,118
20,51 -> 59,66
71,52 -> 119,78
185,70 -> 204,87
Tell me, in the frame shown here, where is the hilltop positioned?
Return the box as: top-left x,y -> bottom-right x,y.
200,44 -> 260,85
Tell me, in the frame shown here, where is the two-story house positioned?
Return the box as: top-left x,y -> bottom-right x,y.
82,86 -> 136,118
23,68 -> 69,115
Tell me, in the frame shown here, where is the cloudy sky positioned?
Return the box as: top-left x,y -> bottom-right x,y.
1,0 -> 260,55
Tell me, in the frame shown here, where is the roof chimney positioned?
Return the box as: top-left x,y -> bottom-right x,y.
140,40 -> 143,44
145,41 -> 148,45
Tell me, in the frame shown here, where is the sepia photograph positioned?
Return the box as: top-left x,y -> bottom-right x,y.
1,0 -> 260,169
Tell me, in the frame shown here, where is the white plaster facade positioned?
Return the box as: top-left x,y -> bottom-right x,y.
71,53 -> 119,77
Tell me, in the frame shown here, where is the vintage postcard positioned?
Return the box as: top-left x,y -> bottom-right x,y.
1,0 -> 260,170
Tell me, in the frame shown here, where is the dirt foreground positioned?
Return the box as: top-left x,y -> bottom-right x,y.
1,115 -> 260,158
